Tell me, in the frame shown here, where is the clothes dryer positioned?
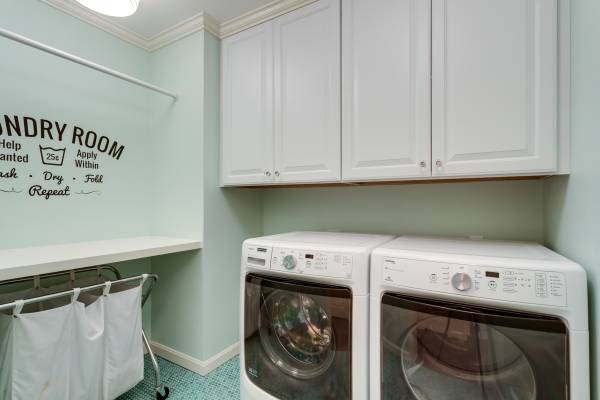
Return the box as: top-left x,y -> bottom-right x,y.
370,236 -> 589,400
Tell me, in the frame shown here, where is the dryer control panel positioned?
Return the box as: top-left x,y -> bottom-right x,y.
271,248 -> 354,279
381,258 -> 567,307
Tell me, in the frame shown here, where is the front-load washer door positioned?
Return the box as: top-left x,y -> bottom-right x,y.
244,273 -> 352,399
380,294 -> 568,400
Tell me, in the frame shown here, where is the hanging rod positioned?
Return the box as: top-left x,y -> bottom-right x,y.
0,27 -> 178,100
0,273 -> 157,312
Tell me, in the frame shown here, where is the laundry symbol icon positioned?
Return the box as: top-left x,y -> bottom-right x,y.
39,145 -> 66,166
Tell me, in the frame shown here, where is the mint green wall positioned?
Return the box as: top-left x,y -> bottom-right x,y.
0,0 -> 154,331
148,31 -> 263,361
544,0 -> 600,397
149,33 -> 204,239
147,31 -> 205,359
263,180 -> 544,241
0,0 -> 154,248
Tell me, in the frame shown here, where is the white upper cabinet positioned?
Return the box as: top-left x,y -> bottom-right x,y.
221,0 -> 340,186
431,0 -> 558,177
273,0 -> 341,183
221,0 -> 566,186
342,0 -> 431,181
221,23 -> 274,185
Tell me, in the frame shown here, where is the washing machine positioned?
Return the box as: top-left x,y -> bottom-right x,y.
241,231 -> 394,400
370,236 -> 589,400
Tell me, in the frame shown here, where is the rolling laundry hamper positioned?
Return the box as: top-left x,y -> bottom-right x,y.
0,266 -> 169,400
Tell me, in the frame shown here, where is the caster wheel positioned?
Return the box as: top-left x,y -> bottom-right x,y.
156,386 -> 170,400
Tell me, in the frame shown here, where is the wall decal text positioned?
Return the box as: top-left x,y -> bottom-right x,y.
0,114 -> 125,200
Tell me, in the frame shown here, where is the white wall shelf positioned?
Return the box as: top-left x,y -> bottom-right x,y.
0,236 -> 203,281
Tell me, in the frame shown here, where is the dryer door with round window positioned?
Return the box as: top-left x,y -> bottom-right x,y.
244,273 -> 352,399
380,294 -> 569,400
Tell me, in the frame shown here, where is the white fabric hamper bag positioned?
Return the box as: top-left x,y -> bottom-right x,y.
103,282 -> 144,399
0,281 -> 144,400
0,299 -> 75,399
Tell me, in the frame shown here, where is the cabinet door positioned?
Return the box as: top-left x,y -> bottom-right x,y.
221,23 -> 274,185
342,0 -> 431,181
273,0 -> 341,183
431,0 -> 558,177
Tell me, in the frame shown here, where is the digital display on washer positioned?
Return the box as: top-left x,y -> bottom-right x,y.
305,254 -> 314,259
486,271 -> 500,278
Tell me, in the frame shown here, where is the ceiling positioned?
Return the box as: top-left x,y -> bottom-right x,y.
74,0 -> 276,39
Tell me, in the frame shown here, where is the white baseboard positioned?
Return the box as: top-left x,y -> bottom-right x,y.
149,341 -> 239,376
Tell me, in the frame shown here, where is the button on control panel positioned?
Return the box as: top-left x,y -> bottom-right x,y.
381,258 -> 567,307
271,248 -> 353,279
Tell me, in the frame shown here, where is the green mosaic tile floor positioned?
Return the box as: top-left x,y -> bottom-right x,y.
119,355 -> 240,400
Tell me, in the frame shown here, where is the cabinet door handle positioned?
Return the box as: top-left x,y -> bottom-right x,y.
274,171 -> 280,177
265,171 -> 272,176
435,160 -> 443,168
419,161 -> 427,168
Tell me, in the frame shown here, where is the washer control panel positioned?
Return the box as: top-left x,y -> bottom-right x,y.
381,258 -> 567,307
271,248 -> 353,279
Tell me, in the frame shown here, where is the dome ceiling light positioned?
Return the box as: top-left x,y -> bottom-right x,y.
75,0 -> 140,17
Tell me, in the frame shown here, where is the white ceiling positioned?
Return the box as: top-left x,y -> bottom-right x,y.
83,0 -> 276,39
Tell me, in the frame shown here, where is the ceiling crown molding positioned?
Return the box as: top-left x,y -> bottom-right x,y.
42,0 -> 319,51
146,12 -> 220,52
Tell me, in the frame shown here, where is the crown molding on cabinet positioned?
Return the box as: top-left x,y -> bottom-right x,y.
219,0 -> 318,38
42,0 -> 318,51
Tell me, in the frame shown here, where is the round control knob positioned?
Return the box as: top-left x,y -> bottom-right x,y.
451,272 -> 472,291
282,255 -> 297,270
